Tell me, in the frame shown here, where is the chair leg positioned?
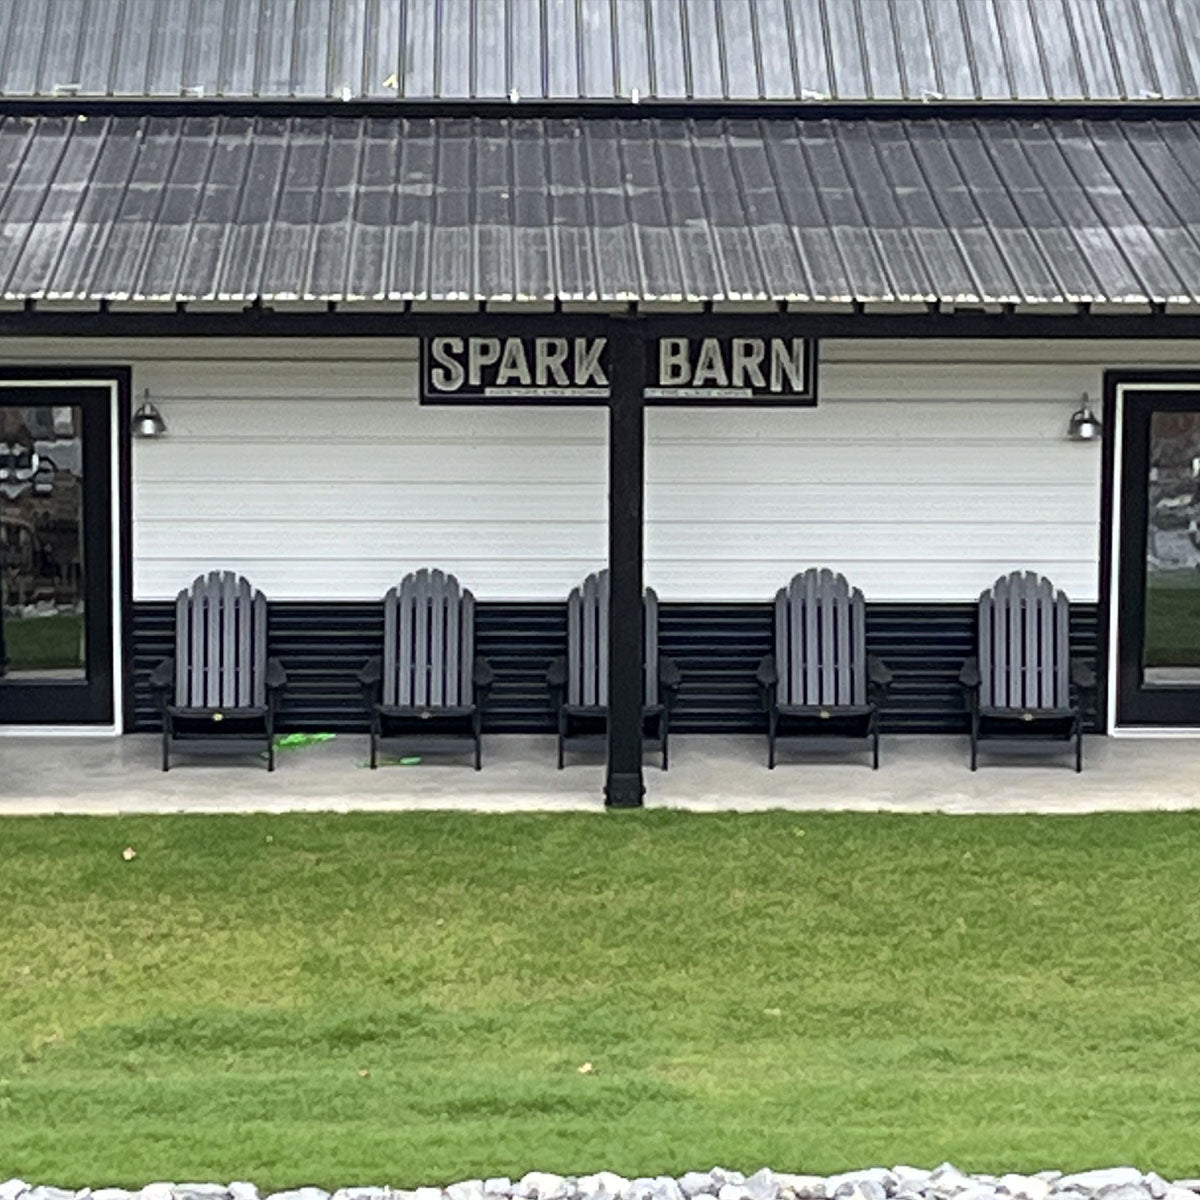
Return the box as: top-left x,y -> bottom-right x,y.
266,714 -> 276,772
369,727 -> 378,769
767,710 -> 777,769
1075,718 -> 1083,773
661,713 -> 670,771
161,720 -> 170,772
557,711 -> 566,769
969,713 -> 978,771
474,712 -> 483,771
871,717 -> 880,770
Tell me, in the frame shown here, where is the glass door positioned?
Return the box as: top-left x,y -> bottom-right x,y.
0,386 -> 113,724
1116,387 -> 1200,726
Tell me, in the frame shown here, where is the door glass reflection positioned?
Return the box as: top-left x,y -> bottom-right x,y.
0,405 -> 86,680
1144,410 -> 1200,686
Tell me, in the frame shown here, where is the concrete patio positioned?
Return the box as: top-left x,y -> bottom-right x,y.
1,732 -> 1199,814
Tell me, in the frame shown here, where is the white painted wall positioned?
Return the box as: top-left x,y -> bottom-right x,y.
2,336 -> 1199,604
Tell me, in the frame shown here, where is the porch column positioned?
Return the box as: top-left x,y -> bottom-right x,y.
604,321 -> 646,808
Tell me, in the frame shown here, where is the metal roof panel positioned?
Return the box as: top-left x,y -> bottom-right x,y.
6,0 -> 1200,104
4,112 -> 1200,305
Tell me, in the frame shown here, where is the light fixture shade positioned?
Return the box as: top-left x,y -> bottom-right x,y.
1068,403 -> 1102,441
132,401 -> 166,438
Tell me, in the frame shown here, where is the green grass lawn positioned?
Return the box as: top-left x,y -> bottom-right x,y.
2,612 -> 83,671
2,812 -> 1200,1187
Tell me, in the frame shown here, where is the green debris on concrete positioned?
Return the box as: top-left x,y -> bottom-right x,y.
259,732 -> 337,758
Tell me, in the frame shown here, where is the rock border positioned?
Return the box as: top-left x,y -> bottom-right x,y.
5,1165 -> 1200,1200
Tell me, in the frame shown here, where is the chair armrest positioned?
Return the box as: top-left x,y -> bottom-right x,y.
756,653 -> 778,710
546,656 -> 568,690
265,657 -> 288,691
867,654 -> 893,702
358,656 -> 382,703
473,655 -> 496,691
149,657 -> 175,692
756,654 -> 778,688
867,654 -> 893,688
959,656 -> 981,690
1071,657 -> 1097,692
658,654 -> 682,692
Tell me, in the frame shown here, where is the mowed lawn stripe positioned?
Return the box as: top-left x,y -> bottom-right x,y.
1,812 -> 1199,1186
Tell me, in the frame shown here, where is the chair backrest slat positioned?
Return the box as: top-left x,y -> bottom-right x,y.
382,569 -> 475,708
565,570 -> 658,708
977,571 -> 1071,710
804,569 -> 820,704
773,568 -> 867,707
174,571 -> 267,709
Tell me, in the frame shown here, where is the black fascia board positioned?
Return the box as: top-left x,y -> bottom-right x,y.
6,96 -> 1200,124
2,306 -> 1200,340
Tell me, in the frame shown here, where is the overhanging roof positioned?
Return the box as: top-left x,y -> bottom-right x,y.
2,0 -> 1200,107
3,113 -> 1200,307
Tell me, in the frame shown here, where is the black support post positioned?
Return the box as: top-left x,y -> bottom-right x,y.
604,322 -> 646,808
0,494 -> 5,677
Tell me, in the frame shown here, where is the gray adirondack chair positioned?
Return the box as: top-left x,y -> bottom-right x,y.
148,571 -> 287,771
546,569 -> 681,768
358,568 -> 495,769
756,568 -> 893,767
959,571 -> 1096,771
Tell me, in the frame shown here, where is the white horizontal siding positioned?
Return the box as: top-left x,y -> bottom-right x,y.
131,360 -> 608,600
3,336 -> 1198,603
646,379 -> 1103,600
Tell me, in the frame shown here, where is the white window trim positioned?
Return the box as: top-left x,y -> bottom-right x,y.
0,378 -> 122,736
1109,380 -> 1200,737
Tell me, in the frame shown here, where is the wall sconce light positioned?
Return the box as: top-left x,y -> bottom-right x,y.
132,391 -> 167,439
1068,398 -> 1102,441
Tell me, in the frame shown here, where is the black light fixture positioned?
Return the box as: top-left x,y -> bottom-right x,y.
1068,397 -> 1102,441
132,390 -> 167,438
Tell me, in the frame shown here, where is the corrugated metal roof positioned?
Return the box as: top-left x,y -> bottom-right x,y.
3,0 -> 1200,106
2,112 -> 1200,305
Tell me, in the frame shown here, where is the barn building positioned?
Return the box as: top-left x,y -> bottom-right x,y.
3,0 -> 1200,803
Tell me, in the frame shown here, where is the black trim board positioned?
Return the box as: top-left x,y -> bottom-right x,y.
8,309 -> 1200,341
130,600 -> 1102,736
10,99 -> 1200,123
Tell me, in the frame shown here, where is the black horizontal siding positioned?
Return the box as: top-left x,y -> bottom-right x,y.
129,600 -> 1101,735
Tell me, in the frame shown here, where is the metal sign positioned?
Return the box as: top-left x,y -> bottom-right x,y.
645,336 -> 816,404
421,336 -> 611,402
420,334 -> 818,405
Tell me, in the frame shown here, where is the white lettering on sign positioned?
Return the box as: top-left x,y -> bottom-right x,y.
692,338 -> 728,388
658,338 -> 690,387
424,336 -> 610,399
574,338 -> 608,387
646,336 -> 813,401
429,336 -> 465,391
730,338 -> 766,388
496,338 -> 532,386
770,338 -> 807,393
467,337 -> 502,385
536,337 -> 570,386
